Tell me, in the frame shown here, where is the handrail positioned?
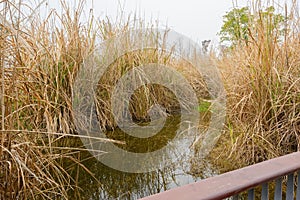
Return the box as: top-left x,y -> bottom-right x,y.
140,151 -> 300,200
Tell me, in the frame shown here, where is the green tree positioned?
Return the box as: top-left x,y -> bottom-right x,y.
219,7 -> 250,46
219,6 -> 285,46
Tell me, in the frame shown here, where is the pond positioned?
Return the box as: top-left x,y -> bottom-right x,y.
62,115 -> 219,199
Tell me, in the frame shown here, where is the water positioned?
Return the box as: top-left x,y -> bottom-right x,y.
63,115 -> 218,199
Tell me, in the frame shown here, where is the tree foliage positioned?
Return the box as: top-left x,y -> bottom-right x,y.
219,6 -> 285,46
219,7 -> 250,45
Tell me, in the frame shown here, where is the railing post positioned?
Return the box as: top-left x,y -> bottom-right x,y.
248,188 -> 254,200
261,182 -> 268,200
297,171 -> 300,200
286,173 -> 294,200
274,177 -> 282,200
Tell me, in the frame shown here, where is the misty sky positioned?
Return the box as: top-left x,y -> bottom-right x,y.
89,0 -> 248,43
44,0 -> 294,44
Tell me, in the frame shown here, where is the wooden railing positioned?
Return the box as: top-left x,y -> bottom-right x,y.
140,151 -> 300,200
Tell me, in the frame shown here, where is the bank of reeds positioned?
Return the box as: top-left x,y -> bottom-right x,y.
0,0 -> 208,198
0,0 -> 97,198
213,0 -> 300,170
1,0 -> 299,198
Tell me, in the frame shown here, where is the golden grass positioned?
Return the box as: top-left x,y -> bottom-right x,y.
94,48 -> 209,130
0,0 -> 208,198
0,0 -> 98,198
212,0 -> 300,170
0,0 -> 299,198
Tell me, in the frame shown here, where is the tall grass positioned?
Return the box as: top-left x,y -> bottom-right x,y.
1,0 -> 299,198
94,48 -> 209,130
0,0 -> 209,198
0,0 -> 97,198
213,0 -> 300,170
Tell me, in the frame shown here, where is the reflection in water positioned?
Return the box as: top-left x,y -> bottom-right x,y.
104,116 -> 180,153
61,115 -> 218,199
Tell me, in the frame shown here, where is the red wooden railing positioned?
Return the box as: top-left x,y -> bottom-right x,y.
141,151 -> 300,200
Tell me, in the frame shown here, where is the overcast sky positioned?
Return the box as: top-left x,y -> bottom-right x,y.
89,0 -> 248,43
44,0 -> 295,44
42,0 -> 249,43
